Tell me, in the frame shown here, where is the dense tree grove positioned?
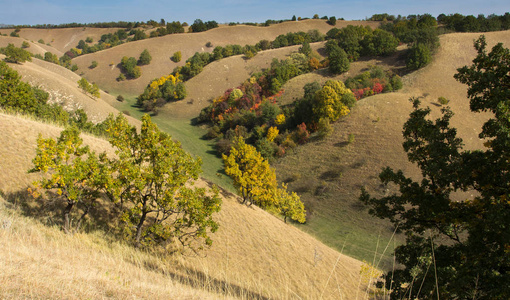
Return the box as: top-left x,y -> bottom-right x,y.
190,19 -> 218,32
137,74 -> 186,113
360,36 -> 510,299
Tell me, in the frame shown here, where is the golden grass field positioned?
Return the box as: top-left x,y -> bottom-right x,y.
1,18 -> 509,298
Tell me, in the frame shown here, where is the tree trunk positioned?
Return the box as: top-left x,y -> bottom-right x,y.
63,201 -> 74,234
75,202 -> 91,232
135,210 -> 148,248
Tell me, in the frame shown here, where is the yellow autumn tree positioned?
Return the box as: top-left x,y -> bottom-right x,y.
313,81 -> 351,122
223,137 -> 277,207
266,126 -> 279,142
276,183 -> 306,223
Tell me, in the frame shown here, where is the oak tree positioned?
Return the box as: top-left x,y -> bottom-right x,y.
360,36 -> 510,299
105,114 -> 221,250
30,127 -> 109,233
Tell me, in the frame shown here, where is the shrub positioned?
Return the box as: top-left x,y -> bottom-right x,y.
90,61 -> 98,69
172,51 -> 182,62
406,43 -> 432,70
328,16 -> 337,26
117,73 -> 126,81
138,49 -> 152,65
21,41 -> 30,48
438,96 -> 449,105
38,39 -> 44,44
205,41 -> 213,48
317,118 -> 333,139
116,95 -> 125,102
44,52 -> 59,64
348,133 -> 355,144
85,37 -> 93,43
328,47 -> 349,74
4,43 -> 32,63
71,64 -> 78,72
390,75 -> 403,91
10,31 -> 19,37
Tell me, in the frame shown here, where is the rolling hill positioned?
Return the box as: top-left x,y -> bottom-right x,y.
2,15 -> 509,298
0,112 -> 368,299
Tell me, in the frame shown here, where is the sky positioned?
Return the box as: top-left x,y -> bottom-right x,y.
1,0 -> 509,26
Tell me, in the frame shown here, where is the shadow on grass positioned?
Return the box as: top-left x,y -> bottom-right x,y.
5,189 -> 120,234
334,141 -> 350,147
142,259 -> 271,300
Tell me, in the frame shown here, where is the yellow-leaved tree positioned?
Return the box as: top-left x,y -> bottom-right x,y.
276,183 -> 306,223
223,137 -> 277,207
223,137 -> 306,223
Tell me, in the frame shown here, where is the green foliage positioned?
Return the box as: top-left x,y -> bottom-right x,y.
328,16 -> 337,26
298,42 -> 312,56
439,13 -> 510,33
117,73 -> 126,81
105,114 -> 221,249
138,49 -> 152,65
30,127 -> 108,233
90,60 -> 98,69
360,36 -> 510,299
38,39 -> 44,44
361,29 -> 399,56
77,78 -> 100,98
326,25 -> 371,61
10,31 -> 19,37
85,37 -> 93,43
44,52 -> 59,64
172,51 -> 182,62
406,43 -> 431,70
0,61 -> 44,114
438,96 -> 449,105
190,19 -> 218,33
21,41 -> 30,48
4,43 -> 32,63
328,46 -> 350,74
120,56 -> 141,79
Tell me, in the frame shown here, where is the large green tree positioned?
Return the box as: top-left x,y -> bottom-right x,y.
105,114 -> 221,250
30,127 -> 110,233
360,36 -> 510,299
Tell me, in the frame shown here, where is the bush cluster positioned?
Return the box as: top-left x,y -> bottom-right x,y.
120,56 -> 141,79
0,61 -> 108,135
136,74 -> 186,113
344,66 -> 403,99
190,19 -> 218,32
198,74 -> 354,160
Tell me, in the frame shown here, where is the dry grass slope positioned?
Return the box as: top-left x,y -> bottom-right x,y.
0,112 -> 371,299
273,30 -> 510,261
